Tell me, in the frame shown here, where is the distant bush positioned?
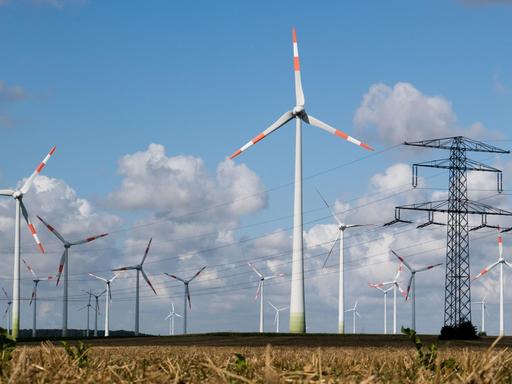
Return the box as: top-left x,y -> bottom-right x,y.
439,321 -> 478,340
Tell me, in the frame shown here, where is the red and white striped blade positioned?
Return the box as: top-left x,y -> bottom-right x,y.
71,233 -> 108,246
229,110 -> 294,159
416,262 -> 443,273
141,269 -> 157,295
499,231 -> 503,259
292,28 -> 305,106
20,201 -> 44,253
391,250 -> 412,271
56,249 -> 67,286
22,258 -> 38,279
29,286 -> 36,306
394,262 -> 403,281
20,146 -> 56,194
304,114 -> 373,151
165,272 -> 185,283
141,238 -> 152,265
37,215 -> 66,244
189,265 -> 207,282
405,275 -> 413,301
186,285 -> 192,309
368,282 -> 384,288
254,280 -> 262,300
473,261 -> 499,280
248,262 -> 263,278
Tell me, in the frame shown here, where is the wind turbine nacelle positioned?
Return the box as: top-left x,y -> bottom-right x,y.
293,105 -> 304,115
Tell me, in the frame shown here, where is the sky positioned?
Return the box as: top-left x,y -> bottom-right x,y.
1,0 -> 512,336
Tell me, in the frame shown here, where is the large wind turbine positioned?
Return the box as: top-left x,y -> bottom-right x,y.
89,273 -> 118,337
472,295 -> 487,334
89,289 -> 106,337
0,145 -> 55,338
2,288 -> 12,334
369,285 -> 392,334
317,189 -> 371,334
165,303 -> 183,336
22,258 -> 53,337
248,262 -> 283,333
37,216 -> 108,337
164,266 -> 207,334
112,238 -> 157,336
268,301 -> 288,333
473,229 -> 512,336
344,300 -> 361,334
391,250 -> 442,331
78,290 -> 93,337
228,29 -> 373,333
369,261 -> 405,334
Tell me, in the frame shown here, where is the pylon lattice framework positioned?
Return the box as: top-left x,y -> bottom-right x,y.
384,136 -> 512,327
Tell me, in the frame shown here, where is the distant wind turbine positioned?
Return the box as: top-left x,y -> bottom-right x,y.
89,289 -> 106,337
472,295 -> 487,334
228,29 -> 373,333
89,273 -> 118,337
369,285 -> 392,334
164,266 -> 207,334
344,300 -> 361,334
165,303 -> 183,336
2,288 -> 12,334
78,289 -> 93,337
268,301 -> 288,333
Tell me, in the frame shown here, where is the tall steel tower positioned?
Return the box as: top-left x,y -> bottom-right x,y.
385,137 -> 511,327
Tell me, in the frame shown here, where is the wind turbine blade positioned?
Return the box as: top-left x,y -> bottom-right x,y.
165,314 -> 171,320
20,201 -> 44,253
141,269 -> 157,295
29,286 -> 36,306
254,281 -> 262,301
171,303 -> 175,313
186,285 -> 191,309
0,189 -> 15,196
346,224 -> 373,229
70,232 -> 108,246
22,258 -> 38,279
292,28 -> 305,106
499,232 -> 503,259
274,312 -> 278,325
189,265 -> 207,282
141,238 -> 152,265
88,273 -> 108,282
355,311 -> 361,318
394,262 -> 404,280
112,266 -> 136,271
56,249 -> 67,286
164,273 -> 185,283
473,261 -> 500,279
37,215 -> 66,243
228,110 -> 294,159
303,114 -> 373,151
20,145 -> 56,194
405,275 -> 413,301
268,301 -> 278,311
2,287 -> 9,300
248,262 -> 263,278
175,314 -> 183,318
99,289 -> 107,297
322,230 -> 341,270
505,261 -> 512,269
391,250 -> 412,271
109,274 -> 119,283
397,282 -> 407,298
315,188 -> 342,226
3,306 -> 9,319
416,262 -> 443,273
109,287 -> 112,301
368,282 -> 385,288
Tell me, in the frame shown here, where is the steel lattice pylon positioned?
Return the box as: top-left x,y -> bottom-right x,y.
384,136 -> 512,327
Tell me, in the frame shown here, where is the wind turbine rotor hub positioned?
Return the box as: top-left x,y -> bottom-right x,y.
292,105 -> 305,115
13,190 -> 22,198
64,243 -> 71,249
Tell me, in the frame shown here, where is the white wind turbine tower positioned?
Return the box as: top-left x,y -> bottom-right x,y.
268,301 -> 288,333
0,145 -> 55,338
473,229 -> 512,336
89,289 -> 106,337
472,295 -> 487,334
37,215 -> 108,337
391,250 -> 443,331
248,262 -> 284,333
78,289 -> 93,337
344,300 -> 361,334
317,189 -> 371,334
89,273 -> 118,337
112,238 -> 157,336
165,303 -> 183,336
22,258 -> 53,337
164,266 -> 207,335
369,261 -> 405,334
228,29 -> 373,333
369,285 -> 393,334
2,288 -> 12,334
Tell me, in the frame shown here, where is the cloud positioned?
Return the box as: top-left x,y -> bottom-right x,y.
493,70 -> 507,94
0,80 -> 30,129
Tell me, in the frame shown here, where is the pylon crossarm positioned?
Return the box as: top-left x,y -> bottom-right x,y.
394,199 -> 512,216
405,136 -> 510,153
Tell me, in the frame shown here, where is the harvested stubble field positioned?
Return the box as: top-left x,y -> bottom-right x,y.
4,334 -> 512,383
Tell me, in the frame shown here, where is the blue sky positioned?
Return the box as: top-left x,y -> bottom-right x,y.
1,0 -> 512,336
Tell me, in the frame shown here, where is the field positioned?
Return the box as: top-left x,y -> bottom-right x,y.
3,333 -> 512,383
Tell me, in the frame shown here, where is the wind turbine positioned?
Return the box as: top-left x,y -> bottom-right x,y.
165,303 -> 183,336
89,289 -> 106,337
248,262 -> 283,333
317,189 -> 371,334
164,266 -> 207,334
2,288 -> 12,334
472,295 -> 487,334
473,229 -> 512,336
268,301 -> 288,333
369,284 -> 392,334
391,250 -> 443,331
78,290 -> 93,337
0,145 -> 55,338
369,261 -> 405,334
89,273 -> 118,337
228,29 -> 373,333
37,215 -> 108,337
22,258 -> 53,337
344,300 -> 361,334
112,238 -> 157,336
